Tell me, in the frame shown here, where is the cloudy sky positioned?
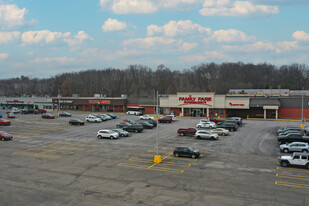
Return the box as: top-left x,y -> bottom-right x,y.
0,0 -> 308,78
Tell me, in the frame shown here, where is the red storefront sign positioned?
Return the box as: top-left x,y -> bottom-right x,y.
178,95 -> 212,106
89,100 -> 111,104
229,102 -> 245,107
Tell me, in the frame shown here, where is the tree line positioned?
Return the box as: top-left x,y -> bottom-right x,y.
0,62 -> 308,97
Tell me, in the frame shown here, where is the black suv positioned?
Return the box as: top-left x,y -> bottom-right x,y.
137,120 -> 154,129
173,146 -> 200,159
123,124 -> 144,133
219,123 -> 238,131
21,109 -> 34,114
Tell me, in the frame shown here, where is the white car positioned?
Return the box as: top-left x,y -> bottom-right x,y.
102,114 -> 112,120
97,130 -> 119,139
139,115 -> 154,120
165,115 -> 176,121
127,111 -> 142,115
195,130 -> 219,140
196,121 -> 216,129
86,115 -> 102,123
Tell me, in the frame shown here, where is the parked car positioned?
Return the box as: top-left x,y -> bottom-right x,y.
111,129 -> 130,137
127,111 -> 142,115
0,113 -> 2,118
177,128 -> 197,136
277,130 -> 304,137
219,123 -> 238,131
277,127 -> 300,135
137,120 -> 154,129
85,115 -> 102,123
229,117 -> 242,125
97,130 -> 119,139
69,119 -> 84,125
218,119 -> 237,126
124,119 -> 136,124
6,108 -> 20,114
95,114 -> 108,121
277,133 -> 309,144
7,113 -> 15,118
42,113 -> 55,119
106,113 -> 117,119
211,128 -> 230,136
21,109 -> 34,114
173,146 -> 200,159
196,121 -> 216,129
139,115 -> 154,120
0,118 -> 11,126
116,121 -> 132,128
102,114 -> 112,120
59,112 -> 72,117
195,130 -> 219,140
146,119 -> 157,127
280,142 -> 309,153
208,117 -> 221,123
279,152 -> 309,169
0,131 -> 13,141
165,115 -> 176,121
158,116 -> 172,123
34,109 -> 47,114
123,124 -> 144,133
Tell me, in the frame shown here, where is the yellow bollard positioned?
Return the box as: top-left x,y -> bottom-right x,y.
154,155 -> 162,163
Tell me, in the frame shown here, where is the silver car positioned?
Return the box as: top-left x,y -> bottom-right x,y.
280,142 -> 309,153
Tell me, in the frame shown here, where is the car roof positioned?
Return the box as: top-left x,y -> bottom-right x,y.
293,152 -> 309,156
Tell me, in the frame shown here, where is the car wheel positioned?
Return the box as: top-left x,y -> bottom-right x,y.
281,161 -> 288,167
135,130 -> 138,133
307,164 -> 309,169
196,136 -> 200,139
231,128 -> 234,131
302,150 -> 308,153
222,133 -> 226,136
110,136 -> 113,140
95,120 -> 97,123
210,126 -> 213,129
283,148 -> 289,153
181,133 -> 184,136
191,154 -> 196,159
98,135 -> 102,139
169,121 -> 171,123
69,122 -> 73,125
174,153 -> 179,157
1,138 -> 4,141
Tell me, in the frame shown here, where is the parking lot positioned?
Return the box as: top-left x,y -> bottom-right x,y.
0,110 -> 308,205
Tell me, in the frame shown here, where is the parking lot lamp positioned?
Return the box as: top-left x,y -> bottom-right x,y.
154,90 -> 162,164
301,87 -> 304,128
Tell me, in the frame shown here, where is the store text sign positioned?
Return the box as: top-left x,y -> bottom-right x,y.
178,95 -> 212,106
89,100 -> 111,104
229,102 -> 245,107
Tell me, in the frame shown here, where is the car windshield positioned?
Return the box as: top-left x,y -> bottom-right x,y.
1,132 -> 8,135
188,147 -> 194,152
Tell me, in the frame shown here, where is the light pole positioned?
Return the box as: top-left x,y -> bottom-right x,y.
154,90 -> 162,163
301,87 -> 304,128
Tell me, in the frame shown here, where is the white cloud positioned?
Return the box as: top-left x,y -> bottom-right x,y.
181,42 -> 198,51
0,4 -> 27,29
99,0 -> 202,14
147,20 -> 211,37
292,31 -> 309,41
63,31 -> 93,46
123,37 -> 180,48
102,18 -> 127,32
204,29 -> 256,42
223,41 -> 298,53
0,53 -> 9,60
200,0 -> 278,17
100,0 -> 157,14
21,30 -> 70,44
30,56 -> 76,64
26,51 -> 34,56
183,51 -> 227,62
0,31 -> 20,43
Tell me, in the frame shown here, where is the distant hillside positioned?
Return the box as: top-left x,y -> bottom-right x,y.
0,63 -> 308,97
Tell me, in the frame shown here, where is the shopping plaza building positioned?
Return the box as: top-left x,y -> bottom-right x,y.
0,89 -> 308,119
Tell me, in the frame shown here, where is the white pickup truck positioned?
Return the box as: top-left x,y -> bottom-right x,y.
279,152 -> 309,169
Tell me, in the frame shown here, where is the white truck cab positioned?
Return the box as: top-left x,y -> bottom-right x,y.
280,152 -> 309,169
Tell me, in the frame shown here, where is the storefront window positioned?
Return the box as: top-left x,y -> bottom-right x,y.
209,109 -> 214,115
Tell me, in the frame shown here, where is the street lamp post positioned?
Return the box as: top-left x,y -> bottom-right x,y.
154,90 -> 162,163
301,87 -> 304,128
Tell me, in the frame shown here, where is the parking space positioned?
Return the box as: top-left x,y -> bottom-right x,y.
1,110 -> 309,205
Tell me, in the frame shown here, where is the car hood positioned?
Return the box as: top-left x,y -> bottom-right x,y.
281,155 -> 292,160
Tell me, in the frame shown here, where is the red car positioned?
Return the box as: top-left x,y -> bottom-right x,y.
0,131 -> 13,141
7,113 -> 15,118
0,118 -> 11,126
34,109 -> 47,114
158,116 -> 172,123
209,117 -> 221,123
42,113 -> 55,119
